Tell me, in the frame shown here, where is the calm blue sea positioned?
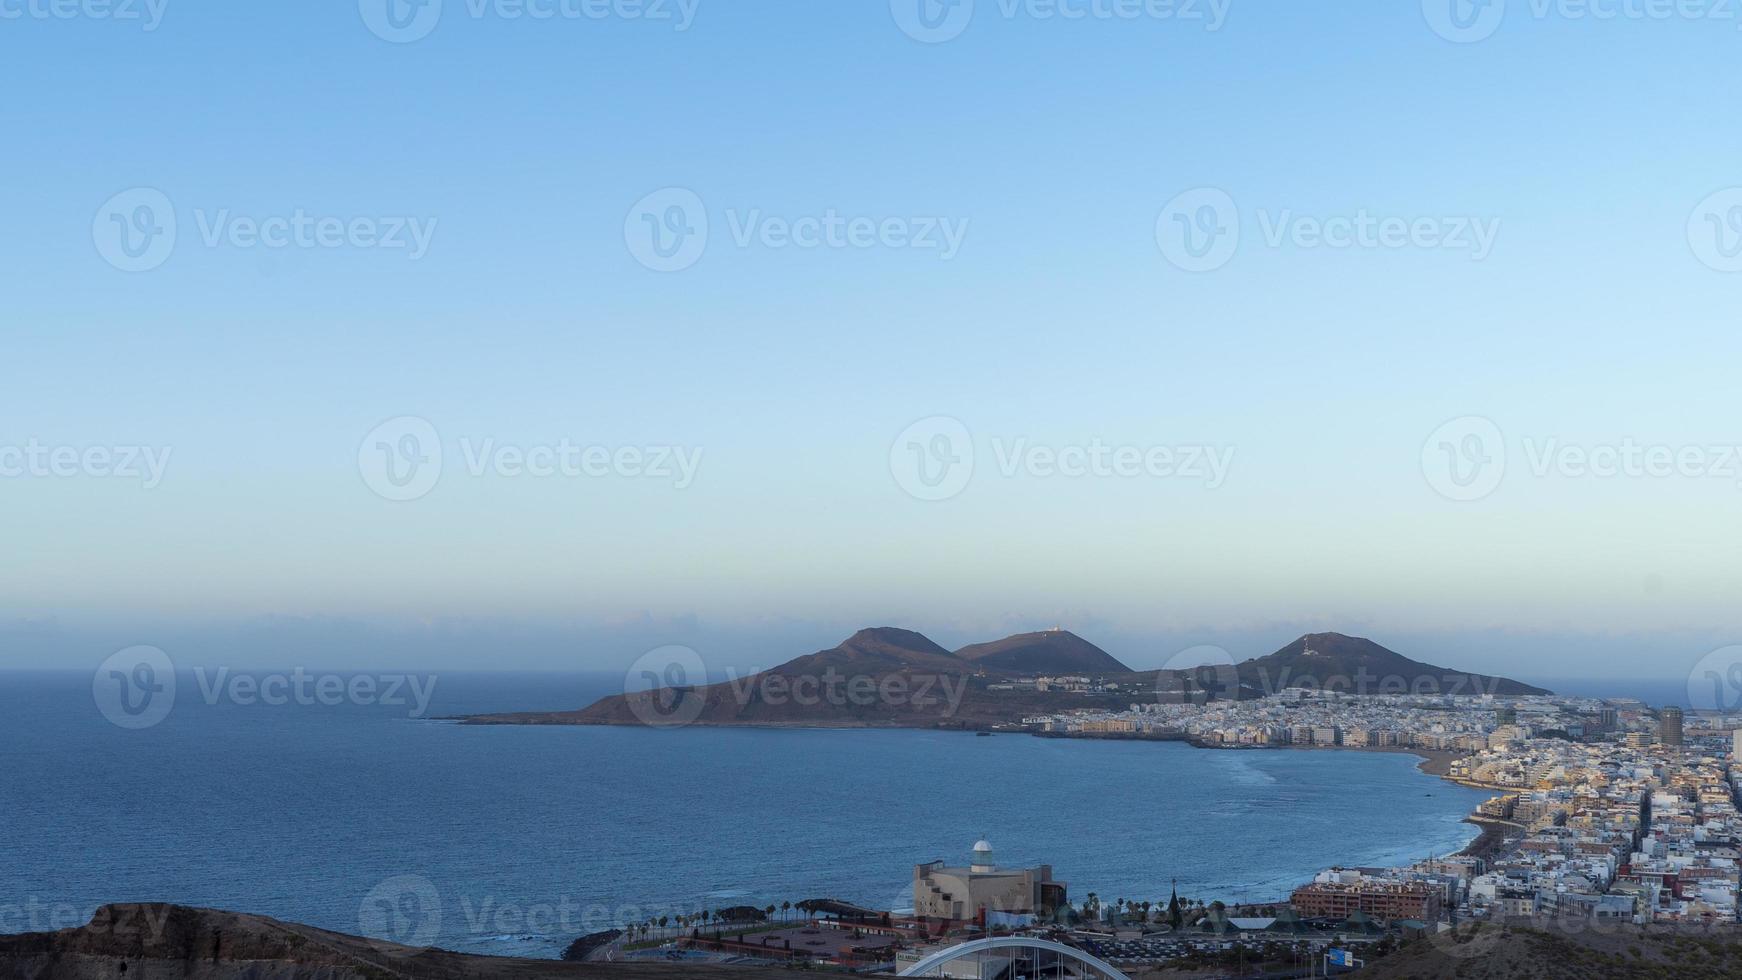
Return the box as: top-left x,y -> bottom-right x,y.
2,670 -> 1490,958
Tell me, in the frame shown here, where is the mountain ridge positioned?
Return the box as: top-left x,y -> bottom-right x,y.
954,629 -> 1131,674
461,627 -> 1548,728
1235,631 -> 1550,697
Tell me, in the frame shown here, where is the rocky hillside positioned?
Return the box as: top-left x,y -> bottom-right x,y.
0,904 -> 803,980
1236,631 -> 1550,697
1360,920 -> 1742,979
461,627 -> 1549,729
954,630 -> 1131,674
463,627 -> 1128,729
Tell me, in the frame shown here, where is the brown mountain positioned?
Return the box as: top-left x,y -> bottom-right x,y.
461,627 -> 1547,730
463,627 -> 1124,729
955,629 -> 1131,674
1235,631 -> 1550,697
777,626 -> 968,676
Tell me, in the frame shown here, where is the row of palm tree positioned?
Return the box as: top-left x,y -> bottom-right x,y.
620,899 -> 818,944
1078,891 -> 1219,927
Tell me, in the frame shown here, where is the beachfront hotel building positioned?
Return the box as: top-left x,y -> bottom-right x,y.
913,840 -> 1066,925
1290,874 -> 1443,922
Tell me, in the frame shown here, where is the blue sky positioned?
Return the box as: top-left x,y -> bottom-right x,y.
4,1 -> 1742,679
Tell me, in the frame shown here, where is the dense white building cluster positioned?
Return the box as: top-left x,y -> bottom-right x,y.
1033,690 -> 1601,751
1025,692 -> 1742,925
1450,738 -> 1741,924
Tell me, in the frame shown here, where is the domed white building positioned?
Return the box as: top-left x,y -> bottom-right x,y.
970,838 -> 996,873
913,839 -> 1066,926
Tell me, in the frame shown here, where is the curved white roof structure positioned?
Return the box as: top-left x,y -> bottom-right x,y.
898,936 -> 1132,979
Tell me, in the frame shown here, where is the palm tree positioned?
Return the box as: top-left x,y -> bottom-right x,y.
781,900 -> 791,923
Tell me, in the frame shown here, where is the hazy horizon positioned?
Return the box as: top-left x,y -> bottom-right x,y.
0,613 -> 1731,691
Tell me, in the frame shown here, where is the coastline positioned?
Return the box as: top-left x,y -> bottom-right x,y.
1457,817 -> 1514,860
459,717 -> 1511,894
1027,737 -> 1511,871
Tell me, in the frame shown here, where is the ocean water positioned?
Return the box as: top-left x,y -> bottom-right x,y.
1,671 -> 1489,958
1527,677 -> 1696,708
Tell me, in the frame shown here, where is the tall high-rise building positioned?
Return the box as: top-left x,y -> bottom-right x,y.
1658,706 -> 1684,747
1732,729 -> 1742,759
1496,706 -> 1517,727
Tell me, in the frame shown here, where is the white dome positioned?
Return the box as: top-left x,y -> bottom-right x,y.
969,839 -> 996,871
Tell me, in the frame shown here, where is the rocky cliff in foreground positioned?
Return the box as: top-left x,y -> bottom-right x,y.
0,904 -> 800,980
11,904 -> 1742,980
